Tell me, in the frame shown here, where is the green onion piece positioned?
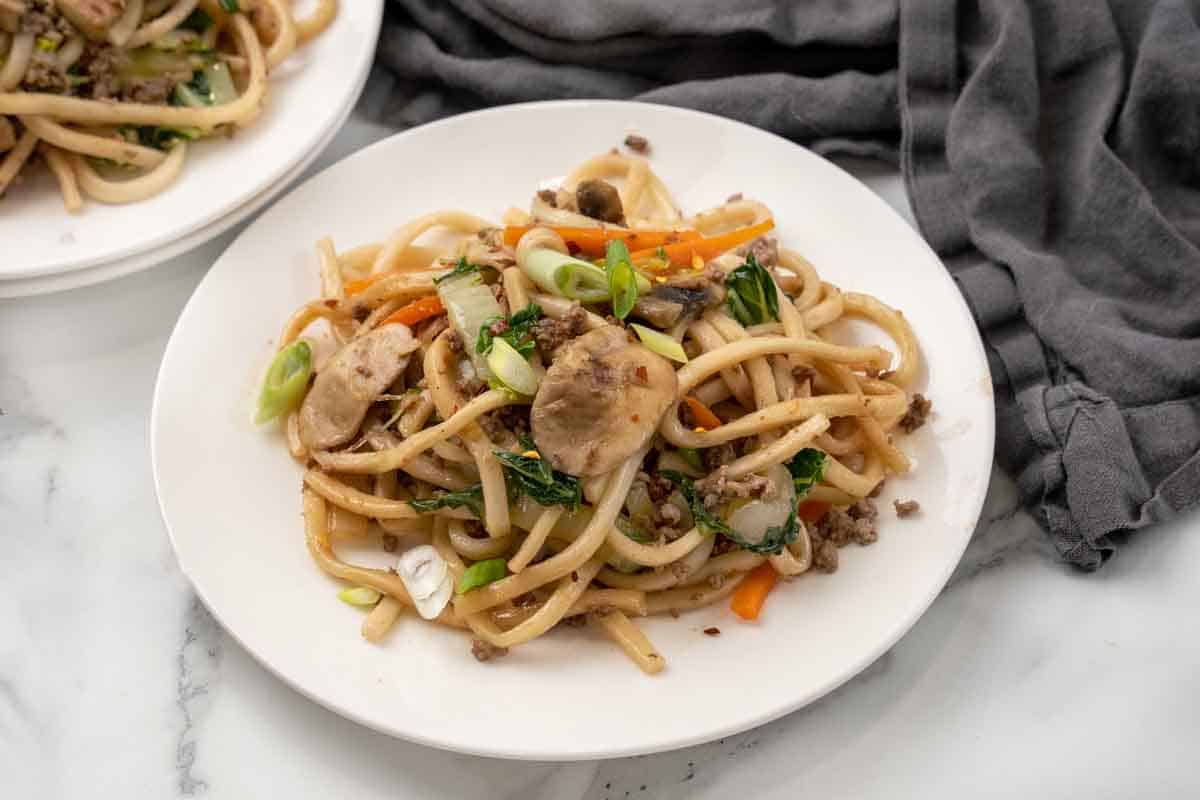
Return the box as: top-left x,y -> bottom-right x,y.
219,0 -> 240,12
521,248 -> 611,302
457,558 -> 508,594
338,586 -> 381,607
35,36 -> 59,53
485,336 -> 540,396
678,448 -> 704,473
255,340 -> 312,424
630,323 -> 688,363
605,240 -> 637,320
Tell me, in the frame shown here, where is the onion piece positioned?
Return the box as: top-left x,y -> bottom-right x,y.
630,323 -> 688,363
396,545 -> 449,600
724,465 -> 795,547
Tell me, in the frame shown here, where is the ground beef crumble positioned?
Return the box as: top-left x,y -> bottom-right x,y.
809,498 -> 880,574
470,639 -> 508,662
696,465 -> 773,511
736,235 -> 779,269
898,393 -> 932,433
894,499 -> 921,518
532,303 -> 588,356
536,188 -> 557,207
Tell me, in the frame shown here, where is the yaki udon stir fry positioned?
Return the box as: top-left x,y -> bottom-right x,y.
257,145 -> 931,674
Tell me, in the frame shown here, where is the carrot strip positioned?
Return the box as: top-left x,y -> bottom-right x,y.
631,218 -> 775,266
682,396 -> 723,431
730,562 -> 778,621
797,500 -> 831,525
502,225 -> 700,257
380,295 -> 445,327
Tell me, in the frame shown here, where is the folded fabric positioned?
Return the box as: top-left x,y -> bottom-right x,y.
369,0 -> 1200,569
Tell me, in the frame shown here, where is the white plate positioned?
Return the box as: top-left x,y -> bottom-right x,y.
152,101 -> 995,761
0,0 -> 382,281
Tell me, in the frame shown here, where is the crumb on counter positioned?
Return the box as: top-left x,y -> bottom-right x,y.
894,498 -> 921,517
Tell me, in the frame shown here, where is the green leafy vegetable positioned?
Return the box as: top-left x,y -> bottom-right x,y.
180,8 -> 214,32
219,0 -> 240,12
494,448 -> 582,511
725,254 -> 780,327
121,125 -> 199,150
409,484 -> 484,518
660,470 -> 800,555
476,303 -> 543,358
456,558 -> 508,594
785,448 -> 827,499
434,257 -> 480,285
255,340 -> 312,424
605,240 -> 638,320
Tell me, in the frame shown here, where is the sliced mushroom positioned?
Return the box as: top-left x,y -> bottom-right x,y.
632,271 -> 726,328
575,179 -> 625,225
299,325 -> 419,451
531,325 -> 677,476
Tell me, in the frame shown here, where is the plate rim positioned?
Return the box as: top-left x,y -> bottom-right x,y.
151,99 -> 996,761
0,0 -> 383,281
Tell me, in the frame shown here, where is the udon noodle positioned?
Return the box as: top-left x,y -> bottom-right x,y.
263,148 -> 930,674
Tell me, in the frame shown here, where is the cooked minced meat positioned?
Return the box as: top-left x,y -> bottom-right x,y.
536,188 -> 557,207
624,133 -> 649,153
696,465 -> 773,511
736,235 -> 778,269
898,393 -> 932,433
532,303 -> 588,356
22,53 -> 66,92
470,639 -> 508,662
701,442 -> 737,471
77,44 -> 124,100
812,537 -> 839,573
478,404 -> 530,443
123,76 -> 175,105
815,498 -> 878,547
894,499 -> 921,517
19,1 -> 71,39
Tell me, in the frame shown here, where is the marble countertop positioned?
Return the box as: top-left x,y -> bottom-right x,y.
3,116 -> 1198,800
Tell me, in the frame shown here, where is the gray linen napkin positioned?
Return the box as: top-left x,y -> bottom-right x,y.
368,0 -> 1200,569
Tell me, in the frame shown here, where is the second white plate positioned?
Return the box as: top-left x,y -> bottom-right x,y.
0,0 -> 382,281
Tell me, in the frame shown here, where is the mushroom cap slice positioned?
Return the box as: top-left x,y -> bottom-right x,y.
531,325 -> 678,477
299,324 -> 419,451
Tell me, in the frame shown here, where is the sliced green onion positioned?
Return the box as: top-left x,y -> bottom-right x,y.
35,36 -> 59,53
219,0 -> 241,12
255,340 -> 312,424
338,586 -> 381,607
630,323 -> 688,363
605,240 -> 637,320
521,248 -> 610,302
485,336 -> 540,396
456,558 -> 508,594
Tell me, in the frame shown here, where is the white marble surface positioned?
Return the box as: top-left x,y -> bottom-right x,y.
3,115 -> 1199,799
